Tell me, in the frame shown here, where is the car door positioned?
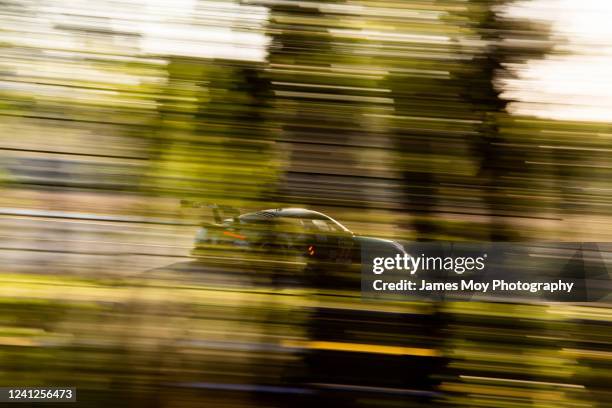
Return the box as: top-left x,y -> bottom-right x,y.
307,218 -> 353,263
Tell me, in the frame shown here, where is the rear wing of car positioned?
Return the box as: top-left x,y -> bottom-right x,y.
180,200 -> 240,223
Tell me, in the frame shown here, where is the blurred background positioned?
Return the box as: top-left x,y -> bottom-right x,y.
1,0 -> 611,406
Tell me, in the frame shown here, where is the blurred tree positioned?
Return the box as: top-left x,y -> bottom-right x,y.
146,57 -> 279,210
459,0 -> 554,240
263,0 -> 391,209
384,0 -> 554,240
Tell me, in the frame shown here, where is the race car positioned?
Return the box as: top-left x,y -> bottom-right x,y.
184,202 -> 407,276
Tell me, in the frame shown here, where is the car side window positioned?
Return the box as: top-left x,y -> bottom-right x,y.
310,219 -> 330,231
310,219 -> 341,232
